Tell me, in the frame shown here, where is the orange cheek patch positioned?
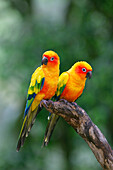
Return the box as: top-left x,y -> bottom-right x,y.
48,58 -> 59,66
75,66 -> 87,75
50,60 -> 58,66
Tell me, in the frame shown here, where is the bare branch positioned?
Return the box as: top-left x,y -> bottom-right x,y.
41,99 -> 113,170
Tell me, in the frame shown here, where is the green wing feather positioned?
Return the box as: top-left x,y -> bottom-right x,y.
43,72 -> 69,146
16,67 -> 45,151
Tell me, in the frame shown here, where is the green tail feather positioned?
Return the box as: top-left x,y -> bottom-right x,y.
16,106 -> 42,152
42,114 -> 60,147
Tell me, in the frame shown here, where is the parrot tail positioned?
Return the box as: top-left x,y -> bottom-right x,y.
42,113 -> 59,147
16,106 -> 42,152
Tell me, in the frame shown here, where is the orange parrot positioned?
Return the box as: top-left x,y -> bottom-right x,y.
43,61 -> 92,146
16,50 -> 60,151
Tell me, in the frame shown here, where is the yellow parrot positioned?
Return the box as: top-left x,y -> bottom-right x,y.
43,61 -> 92,146
16,50 -> 60,151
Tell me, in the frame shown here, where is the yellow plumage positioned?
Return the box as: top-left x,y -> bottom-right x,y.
16,50 -> 60,151
43,61 -> 92,146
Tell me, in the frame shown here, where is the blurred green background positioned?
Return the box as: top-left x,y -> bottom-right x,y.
0,0 -> 113,169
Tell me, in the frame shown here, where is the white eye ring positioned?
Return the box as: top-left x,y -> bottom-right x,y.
50,57 -> 54,61
82,68 -> 86,72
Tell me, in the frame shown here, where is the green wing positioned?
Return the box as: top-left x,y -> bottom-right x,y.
16,67 -> 45,151
55,72 -> 69,100
24,67 -> 45,117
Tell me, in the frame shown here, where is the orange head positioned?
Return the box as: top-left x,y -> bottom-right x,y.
69,61 -> 92,80
42,50 -> 60,68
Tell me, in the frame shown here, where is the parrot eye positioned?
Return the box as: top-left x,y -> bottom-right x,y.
82,68 -> 86,72
50,57 -> 54,61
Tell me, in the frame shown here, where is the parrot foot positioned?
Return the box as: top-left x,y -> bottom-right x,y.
40,100 -> 48,108
59,99 -> 68,105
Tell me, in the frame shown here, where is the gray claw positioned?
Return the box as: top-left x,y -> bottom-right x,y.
40,100 -> 47,108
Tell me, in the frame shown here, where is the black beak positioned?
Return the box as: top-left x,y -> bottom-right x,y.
86,71 -> 92,79
42,57 -> 48,65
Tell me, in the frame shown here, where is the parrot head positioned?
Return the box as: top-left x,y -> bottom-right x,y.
42,50 -> 60,68
72,61 -> 92,80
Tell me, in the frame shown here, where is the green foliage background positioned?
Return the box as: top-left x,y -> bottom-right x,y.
0,0 -> 113,169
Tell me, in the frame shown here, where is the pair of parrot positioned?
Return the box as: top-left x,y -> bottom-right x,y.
16,50 -> 92,151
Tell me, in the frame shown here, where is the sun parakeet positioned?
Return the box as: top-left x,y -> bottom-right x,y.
16,50 -> 60,151
43,61 -> 92,146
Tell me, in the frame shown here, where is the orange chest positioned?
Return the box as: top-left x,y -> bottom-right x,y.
41,75 -> 58,99
60,78 -> 85,102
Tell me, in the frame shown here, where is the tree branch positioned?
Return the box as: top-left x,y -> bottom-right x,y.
41,99 -> 113,170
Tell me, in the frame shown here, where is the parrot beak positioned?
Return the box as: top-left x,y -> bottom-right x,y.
86,71 -> 92,79
42,56 -> 48,65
